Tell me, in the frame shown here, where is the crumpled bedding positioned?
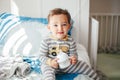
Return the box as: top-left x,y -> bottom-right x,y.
0,56 -> 31,80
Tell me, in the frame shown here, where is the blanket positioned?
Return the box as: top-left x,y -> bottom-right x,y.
0,56 -> 31,80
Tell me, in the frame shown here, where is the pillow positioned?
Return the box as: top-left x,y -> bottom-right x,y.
0,12 -> 47,44
3,22 -> 50,56
0,12 -> 73,56
0,13 -> 48,56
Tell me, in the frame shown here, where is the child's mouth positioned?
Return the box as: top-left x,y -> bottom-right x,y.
58,32 -> 64,34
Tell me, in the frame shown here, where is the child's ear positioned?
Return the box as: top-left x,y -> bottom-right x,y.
68,24 -> 71,29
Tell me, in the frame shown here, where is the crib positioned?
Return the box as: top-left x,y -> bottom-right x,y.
91,13 -> 120,53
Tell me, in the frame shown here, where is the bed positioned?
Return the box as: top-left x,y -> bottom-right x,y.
0,12 -> 94,80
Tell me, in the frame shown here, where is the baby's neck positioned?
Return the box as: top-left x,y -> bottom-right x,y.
50,35 -> 68,41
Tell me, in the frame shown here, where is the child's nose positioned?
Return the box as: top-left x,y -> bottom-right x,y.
58,25 -> 63,31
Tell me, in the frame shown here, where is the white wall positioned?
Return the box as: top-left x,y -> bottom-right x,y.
0,0 -> 11,13
79,0 -> 89,50
0,0 -> 90,50
90,0 -> 120,14
0,0 -> 42,17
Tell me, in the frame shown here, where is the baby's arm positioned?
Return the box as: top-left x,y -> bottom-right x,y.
69,38 -> 78,65
39,40 -> 59,68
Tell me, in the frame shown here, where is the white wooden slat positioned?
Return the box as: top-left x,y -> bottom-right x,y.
90,18 -> 99,70
90,13 -> 120,52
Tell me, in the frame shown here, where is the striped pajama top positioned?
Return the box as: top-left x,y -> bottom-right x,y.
39,35 -> 77,64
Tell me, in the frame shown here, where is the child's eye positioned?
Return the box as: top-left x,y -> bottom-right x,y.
62,23 -> 67,26
53,24 -> 58,27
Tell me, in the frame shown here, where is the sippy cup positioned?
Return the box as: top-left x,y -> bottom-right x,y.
56,51 -> 70,69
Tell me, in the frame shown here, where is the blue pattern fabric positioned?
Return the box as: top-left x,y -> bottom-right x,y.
0,13 -> 20,44
23,56 -> 41,73
0,12 -> 47,44
56,73 -> 78,80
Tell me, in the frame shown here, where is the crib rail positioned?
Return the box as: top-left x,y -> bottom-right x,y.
90,13 -> 120,53
89,18 -> 99,70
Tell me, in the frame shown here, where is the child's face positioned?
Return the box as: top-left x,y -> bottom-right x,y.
48,14 -> 71,39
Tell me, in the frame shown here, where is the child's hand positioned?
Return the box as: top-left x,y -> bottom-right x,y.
49,58 -> 59,68
69,55 -> 77,65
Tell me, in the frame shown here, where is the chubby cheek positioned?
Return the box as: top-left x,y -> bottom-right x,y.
63,31 -> 67,35
64,29 -> 69,34
51,29 -> 58,35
